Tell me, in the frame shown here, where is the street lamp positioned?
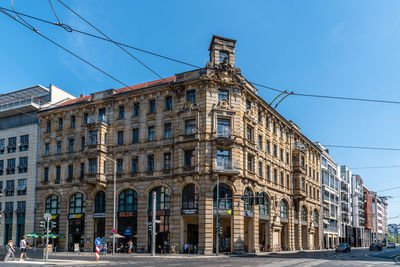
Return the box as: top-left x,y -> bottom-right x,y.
105,157 -> 117,256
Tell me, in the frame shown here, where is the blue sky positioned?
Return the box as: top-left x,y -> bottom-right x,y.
1,0 -> 400,223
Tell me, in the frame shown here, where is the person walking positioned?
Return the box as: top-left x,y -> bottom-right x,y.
4,240 -> 16,262
19,237 -> 29,261
128,240 -> 133,254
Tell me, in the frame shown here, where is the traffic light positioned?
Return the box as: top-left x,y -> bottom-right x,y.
49,221 -> 56,229
216,225 -> 221,235
40,221 -> 46,229
148,225 -> 152,232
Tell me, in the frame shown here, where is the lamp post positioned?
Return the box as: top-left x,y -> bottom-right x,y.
106,157 -> 117,256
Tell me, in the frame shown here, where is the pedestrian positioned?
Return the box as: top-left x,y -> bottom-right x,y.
19,236 -> 29,261
4,240 -> 16,262
128,240 -> 133,254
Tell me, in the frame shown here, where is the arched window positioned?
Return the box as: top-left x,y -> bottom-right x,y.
119,189 -> 138,212
259,192 -> 270,216
182,184 -> 198,209
69,193 -> 85,214
95,191 -> 106,213
213,183 -> 232,210
148,187 -> 170,211
301,206 -> 307,223
244,187 -> 253,212
313,210 -> 319,225
280,200 -> 288,219
45,195 -> 59,215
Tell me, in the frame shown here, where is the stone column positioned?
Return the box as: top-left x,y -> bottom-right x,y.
252,205 -> 260,253
136,194 -> 147,252
84,199 -> 94,251
232,196 -> 244,253
169,193 -> 181,252
198,191 -> 213,255
288,209 -> 295,250
59,197 -> 68,251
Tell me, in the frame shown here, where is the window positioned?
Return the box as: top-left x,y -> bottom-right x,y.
89,131 -> 98,145
131,158 -> 138,174
118,189 -> 137,212
18,157 -> 28,173
89,158 -> 97,174
217,118 -> 231,137
301,206 -> 307,223
273,169 -> 278,183
80,162 -> 85,178
185,119 -> 196,134
69,193 -> 85,214
186,90 -> 196,103
258,135 -> 263,149
149,100 -> 156,113
246,126 -> 253,142
218,89 -> 229,102
322,170 -> 329,185
0,160 -> 3,175
266,140 -> 270,154
258,161 -> 263,177
286,174 -> 290,188
70,115 -> 76,128
118,106 -> 125,119
8,137 -> 16,153
216,150 -> 230,169
265,117 -> 269,130
133,103 -> 140,116
0,139 -> 4,154
213,183 -> 232,209
266,165 -> 271,181
20,135 -> 29,151
46,120 -> 51,132
163,153 -> 171,170
58,118 -> 63,130
56,141 -> 61,154
321,157 -> 327,167
44,167 -> 49,181
147,155 -> 154,172
313,210 -> 319,225
286,152 -> 289,164
259,192 -> 270,216
68,139 -> 74,153
301,178 -> 305,190
117,159 -> 123,175
5,180 -> 14,196
117,131 -> 124,145
273,144 -> 277,157
184,150 -> 195,167
46,195 -> 59,215
45,143 -> 50,156
219,51 -> 229,63
182,184 -> 199,209
83,113 -> 88,125
244,188 -> 253,212
131,129 -> 139,143
301,156 -> 305,167
247,154 -> 254,172
164,123 -> 172,139
81,137 -> 85,151
246,100 -> 251,111
280,149 -> 283,161
17,179 -> 26,196
165,96 -> 172,110
258,112 -> 262,123
98,108 -> 106,123
68,164 -> 73,180
7,159 -> 15,174
56,166 -> 61,181
95,191 -> 106,214
280,172 -> 284,185
280,200 -> 288,219
148,126 -> 155,141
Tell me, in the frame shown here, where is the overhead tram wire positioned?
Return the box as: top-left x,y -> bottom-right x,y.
2,7 -> 400,105
323,145 -> 400,151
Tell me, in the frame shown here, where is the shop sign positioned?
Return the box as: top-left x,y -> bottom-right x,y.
51,214 -> 59,220
147,210 -> 170,216
94,213 -> 106,218
118,211 -> 136,217
214,209 -> 232,215
259,214 -> 270,220
69,214 -> 83,219
181,209 -> 198,215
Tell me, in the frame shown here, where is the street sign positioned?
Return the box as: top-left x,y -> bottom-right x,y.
112,229 -> 116,233
95,237 -> 101,246
43,213 -> 51,221
155,220 -> 161,224
144,222 -> 152,225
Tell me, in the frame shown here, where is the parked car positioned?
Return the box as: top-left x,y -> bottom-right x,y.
387,242 -> 396,248
335,243 -> 351,252
369,243 -> 383,251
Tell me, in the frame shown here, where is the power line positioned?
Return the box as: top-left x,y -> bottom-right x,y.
324,145 -> 400,151
352,165 -> 400,170
0,8 -> 131,88
377,186 -> 400,193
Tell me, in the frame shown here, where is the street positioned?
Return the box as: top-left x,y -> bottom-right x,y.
3,247 -> 400,266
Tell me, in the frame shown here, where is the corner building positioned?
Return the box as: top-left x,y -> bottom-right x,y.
36,36 -> 322,254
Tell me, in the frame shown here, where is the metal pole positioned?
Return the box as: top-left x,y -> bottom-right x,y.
152,191 -> 156,256
216,176 -> 220,256
45,218 -> 49,262
113,160 -> 116,256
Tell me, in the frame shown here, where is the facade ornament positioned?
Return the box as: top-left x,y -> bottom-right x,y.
213,99 -> 232,111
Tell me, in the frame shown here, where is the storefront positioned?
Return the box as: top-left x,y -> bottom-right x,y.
16,202 -> 26,246
243,187 -> 254,253
181,184 -> 199,253
3,202 -> 13,245
45,195 -> 60,249
94,191 -> 106,250
213,183 -> 232,253
258,192 -> 270,251
148,187 -> 170,253
118,189 -> 137,247
68,193 -> 85,252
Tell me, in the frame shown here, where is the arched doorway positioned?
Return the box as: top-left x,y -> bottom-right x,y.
280,200 -> 289,251
213,183 -> 232,253
45,195 -> 60,249
301,206 -> 308,249
118,189 -> 138,249
181,184 -> 199,253
93,191 -> 106,250
148,186 -> 170,253
68,193 -> 85,251
243,187 -> 254,252
258,192 -> 270,251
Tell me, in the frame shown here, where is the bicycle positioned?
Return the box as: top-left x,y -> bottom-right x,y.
394,254 -> 400,264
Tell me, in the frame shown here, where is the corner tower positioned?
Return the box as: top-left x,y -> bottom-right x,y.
208,35 -> 237,67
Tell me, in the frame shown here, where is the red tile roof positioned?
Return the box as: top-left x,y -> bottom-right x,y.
58,76 -> 176,107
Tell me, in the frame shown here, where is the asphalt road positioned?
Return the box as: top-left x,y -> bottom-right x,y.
2,247 -> 400,266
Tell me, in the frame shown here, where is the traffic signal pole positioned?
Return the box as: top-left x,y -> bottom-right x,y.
151,191 -> 156,256
216,176 -> 220,256
45,218 -> 49,262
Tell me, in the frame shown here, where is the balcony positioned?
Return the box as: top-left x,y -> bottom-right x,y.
87,115 -> 109,125
215,128 -> 235,145
0,96 -> 43,119
213,159 -> 239,175
293,188 -> 307,199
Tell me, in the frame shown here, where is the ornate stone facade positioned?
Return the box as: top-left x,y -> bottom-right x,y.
36,35 -> 322,254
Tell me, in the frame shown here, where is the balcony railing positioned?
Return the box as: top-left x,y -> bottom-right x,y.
87,115 -> 109,125
216,128 -> 232,138
214,159 -> 239,174
0,96 -> 42,112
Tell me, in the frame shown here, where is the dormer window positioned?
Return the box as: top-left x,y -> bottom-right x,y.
219,51 -> 229,64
